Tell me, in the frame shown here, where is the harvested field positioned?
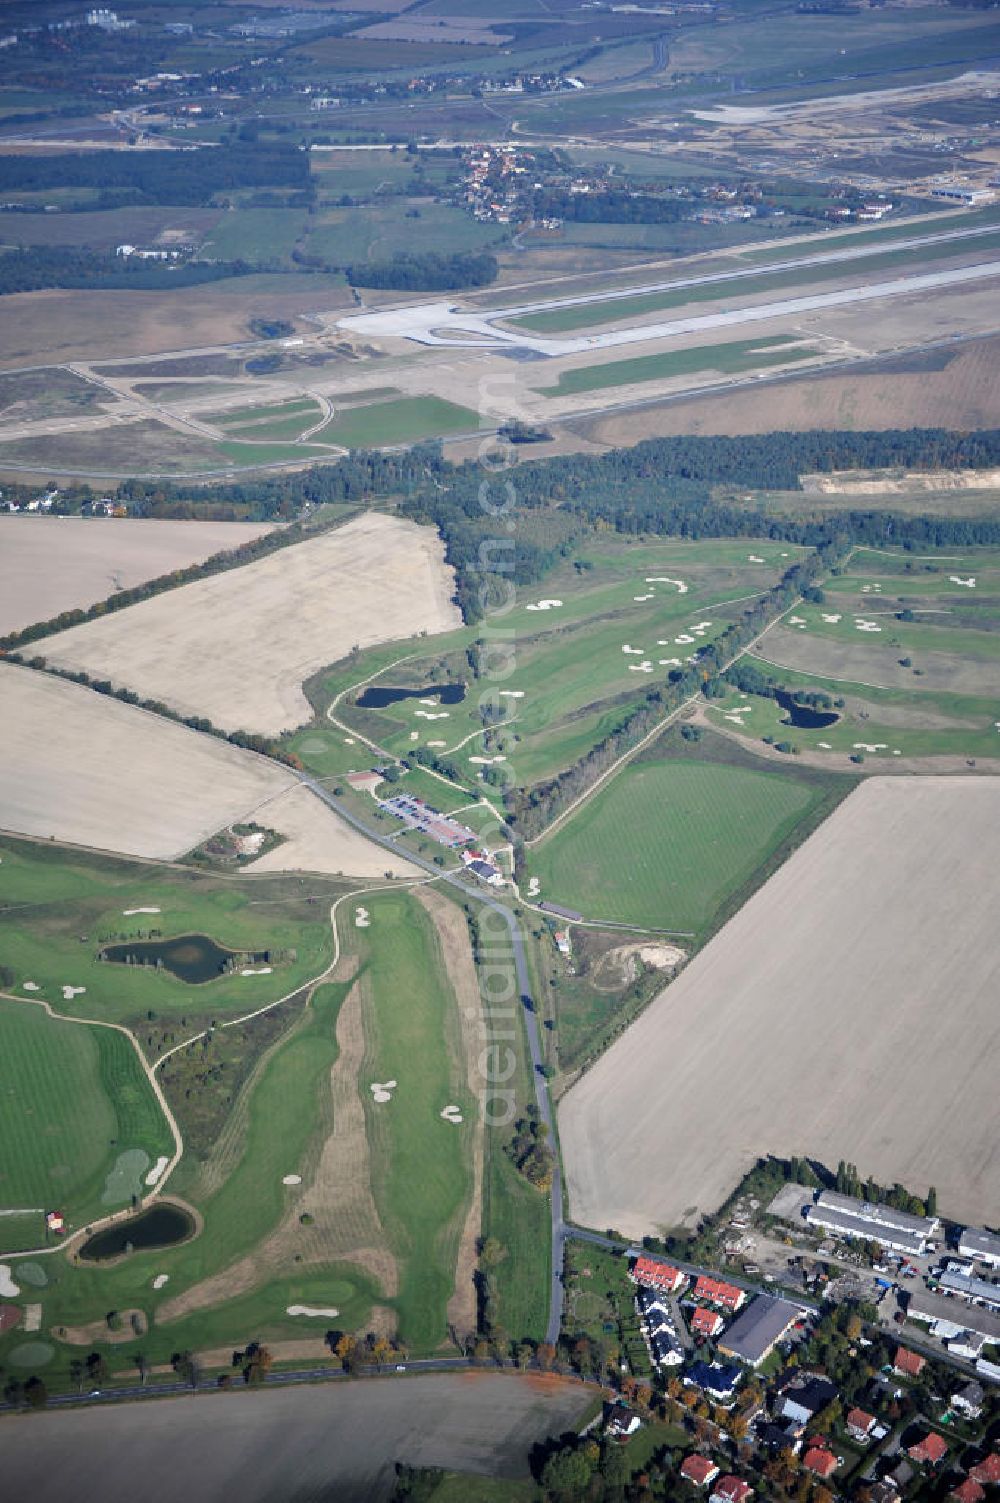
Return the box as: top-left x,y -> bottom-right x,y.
246,785 -> 419,880
41,514 -> 462,735
0,663 -> 294,859
0,516 -> 273,636
0,1374 -> 588,1503
757,625 -> 1000,697
560,777 -> 1000,1236
582,333 -> 1000,442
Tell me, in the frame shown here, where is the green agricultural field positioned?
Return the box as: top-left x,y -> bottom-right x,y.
307,199 -> 503,266
526,756 -> 836,934
543,336 -> 817,397
0,999 -> 174,1253
511,228 -> 1000,335
0,838 -> 338,1034
320,396 -> 480,448
200,207 -> 308,267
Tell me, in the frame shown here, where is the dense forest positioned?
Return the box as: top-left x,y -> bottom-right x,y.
0,246 -> 252,296
0,145 -> 311,205
345,250 -> 499,291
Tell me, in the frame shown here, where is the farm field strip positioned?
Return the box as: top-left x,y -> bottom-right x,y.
560,778 -> 1000,1237
542,335 -> 819,397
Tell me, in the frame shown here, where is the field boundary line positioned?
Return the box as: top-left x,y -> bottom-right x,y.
0,989 -> 183,1257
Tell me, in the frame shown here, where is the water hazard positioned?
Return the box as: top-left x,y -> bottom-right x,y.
356,682 -> 467,710
78,1203 -> 195,1261
775,689 -> 839,731
100,933 -> 268,985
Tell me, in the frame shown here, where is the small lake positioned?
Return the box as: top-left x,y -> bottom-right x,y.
100,933 -> 267,985
775,689 -> 839,731
78,1203 -> 195,1262
357,682 -> 467,710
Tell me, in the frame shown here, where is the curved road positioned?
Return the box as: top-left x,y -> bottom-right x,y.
299,774 -> 566,1346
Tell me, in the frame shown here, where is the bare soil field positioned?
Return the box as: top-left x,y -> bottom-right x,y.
0,206 -> 220,251
247,785 -> 420,880
0,663 -> 295,860
0,277 -> 353,370
560,777 -> 1000,1237
582,332 -> 1000,443
0,1374 -> 588,1503
0,516 -> 273,636
41,513 -> 462,735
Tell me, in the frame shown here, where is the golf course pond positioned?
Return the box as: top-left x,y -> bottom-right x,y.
775,689 -> 839,730
78,1203 -> 196,1262
99,933 -> 269,984
356,681 -> 467,710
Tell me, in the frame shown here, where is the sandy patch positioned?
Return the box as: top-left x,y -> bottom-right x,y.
41,515 -> 461,737
60,1309 -> 147,1346
145,1155 -> 170,1187
634,593 -> 654,602
123,906 -> 161,916
22,981 -> 40,992
243,784 -> 419,880
0,663 -> 295,860
370,1079 -> 397,1104
526,599 -> 563,612
638,944 -> 687,970
240,966 -> 272,977
0,1264 -> 20,1298
355,907 -> 370,928
152,1274 -> 169,1290
61,985 -> 86,1000
622,644 -> 644,655
647,577 -> 687,592
950,575 -> 976,588
282,1174 -> 302,1186
526,877 -> 540,897
562,778 -> 1000,1236
498,690 -> 524,698
821,613 -> 842,624
415,710 -> 450,720
22,1308 -> 42,1334
0,516 -> 273,638
440,1105 -> 464,1124
629,661 -> 653,673
286,1304 -> 339,1319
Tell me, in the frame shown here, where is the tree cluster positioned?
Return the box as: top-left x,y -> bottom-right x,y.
345,250 -> 499,291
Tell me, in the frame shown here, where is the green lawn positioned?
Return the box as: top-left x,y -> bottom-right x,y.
200,207 -> 308,267
323,396 -> 480,448
0,999 -> 173,1251
543,336 -> 816,396
528,758 -> 829,933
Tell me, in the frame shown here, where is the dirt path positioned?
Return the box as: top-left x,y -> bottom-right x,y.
413,886 -> 485,1343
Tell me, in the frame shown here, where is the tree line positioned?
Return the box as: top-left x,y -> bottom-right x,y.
0,246 -> 253,297
0,145 -> 311,205
345,250 -> 499,292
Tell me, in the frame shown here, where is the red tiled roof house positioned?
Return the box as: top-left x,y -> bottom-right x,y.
681,1455 -> 721,1489
692,1307 -> 725,1339
909,1431 -> 948,1467
711,1477 -> 753,1503
694,1275 -> 746,1313
846,1408 -> 877,1442
803,1447 -> 838,1480
631,1254 -> 685,1294
894,1346 -> 926,1378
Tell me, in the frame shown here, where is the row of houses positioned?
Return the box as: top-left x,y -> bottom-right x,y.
631,1255 -> 805,1371
805,1189 -> 941,1255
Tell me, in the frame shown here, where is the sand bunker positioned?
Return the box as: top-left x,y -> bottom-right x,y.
855,620 -> 882,632
145,1155 -> 170,1187
950,575 -> 976,588
0,1264 -> 20,1298
526,877 -> 540,897
287,1305 -> 340,1318
440,1104 -> 464,1125
370,1080 -> 397,1104
61,985 -> 86,1000
469,755 -> 506,765
355,907 -> 370,928
282,1174 -> 302,1186
647,577 -> 687,592
622,644 -> 644,655
675,634 -> 695,645
152,1274 -> 169,1290
22,982 -> 40,992
629,661 -> 653,673
853,742 -> 888,752
123,906 -> 161,916
427,739 -> 446,748
817,741 -> 832,749
240,967 -> 273,976
821,613 -> 843,624
498,690 -> 525,698
414,710 -> 449,720
634,593 -> 654,602
748,555 -> 765,563
526,599 -> 563,612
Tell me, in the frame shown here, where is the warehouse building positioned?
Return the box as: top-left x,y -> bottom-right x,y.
717,1294 -> 802,1368
805,1190 -> 939,1253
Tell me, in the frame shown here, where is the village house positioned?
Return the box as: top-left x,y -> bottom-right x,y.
894,1346 -> 926,1379
691,1306 -> 725,1339
631,1254 -> 685,1294
776,1374 -> 838,1431
952,1380 -> 985,1420
693,1274 -> 745,1312
968,1453 -> 1000,1487
710,1476 -> 753,1503
604,1403 -> 641,1438
681,1455 -> 721,1489
908,1430 -> 949,1467
950,1480 -> 986,1503
802,1445 -> 838,1480
846,1407 -> 877,1442
685,1361 -> 742,1405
